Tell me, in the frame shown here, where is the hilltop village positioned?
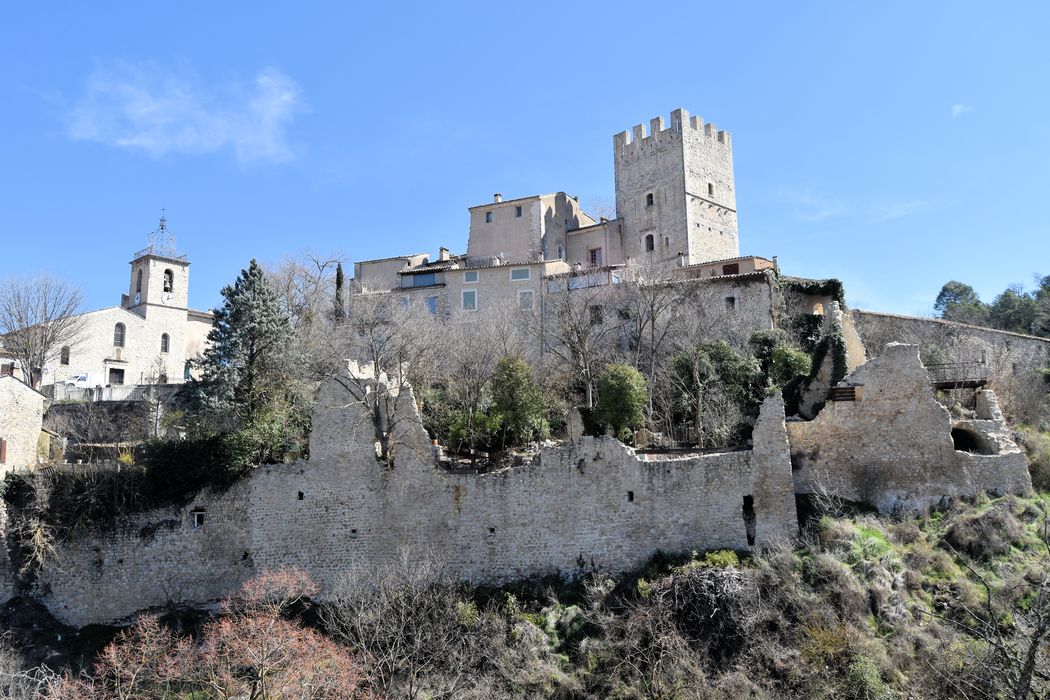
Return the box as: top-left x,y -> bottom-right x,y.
0,108 -> 1048,631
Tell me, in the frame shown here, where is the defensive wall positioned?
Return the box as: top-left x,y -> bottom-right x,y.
22,384 -> 797,627
788,343 -> 1032,514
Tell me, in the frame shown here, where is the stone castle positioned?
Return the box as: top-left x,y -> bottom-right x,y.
0,108 -> 1048,628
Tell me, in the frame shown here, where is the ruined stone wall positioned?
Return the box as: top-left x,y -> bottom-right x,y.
787,343 -> 1032,514
851,310 -> 1050,417
22,386 -> 796,627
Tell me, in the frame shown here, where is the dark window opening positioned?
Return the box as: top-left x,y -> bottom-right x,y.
627,491 -> 635,502
645,193 -> 654,206
163,269 -> 174,293
297,491 -> 304,500
589,305 -> 603,325
135,269 -> 142,293
951,427 -> 995,455
515,205 -> 522,217
644,234 -> 654,252
160,333 -> 169,353
485,211 -> 493,223
192,509 -> 206,528
113,323 -> 126,347
108,368 -> 125,385
742,495 -> 756,546
708,182 -> 714,197
488,527 -> 496,535
351,528 -> 358,535
722,263 -> 740,275
60,346 -> 70,365
725,296 -> 736,310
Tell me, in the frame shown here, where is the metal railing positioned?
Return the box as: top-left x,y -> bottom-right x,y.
926,361 -> 988,387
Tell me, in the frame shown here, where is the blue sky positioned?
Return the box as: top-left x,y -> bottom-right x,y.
1,2 -> 1047,315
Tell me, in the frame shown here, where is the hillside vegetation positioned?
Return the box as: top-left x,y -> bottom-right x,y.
3,490 -> 1050,699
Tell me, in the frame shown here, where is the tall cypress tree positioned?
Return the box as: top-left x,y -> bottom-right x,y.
196,259 -> 294,428
334,262 -> 346,322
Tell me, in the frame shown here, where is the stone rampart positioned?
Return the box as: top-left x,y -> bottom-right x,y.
787,343 -> 1032,514
25,387 -> 796,627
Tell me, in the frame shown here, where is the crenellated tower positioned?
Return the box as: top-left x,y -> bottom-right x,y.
614,108 -> 739,267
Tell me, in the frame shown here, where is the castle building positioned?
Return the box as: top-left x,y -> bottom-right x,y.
1,218 -> 214,397
353,108 -> 766,316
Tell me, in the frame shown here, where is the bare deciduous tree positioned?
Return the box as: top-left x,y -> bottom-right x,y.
0,274 -> 85,388
334,293 -> 440,467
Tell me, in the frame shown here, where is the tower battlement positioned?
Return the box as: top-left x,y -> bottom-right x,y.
613,108 -> 731,158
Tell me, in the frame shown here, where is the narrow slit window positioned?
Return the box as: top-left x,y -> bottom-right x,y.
627,491 -> 635,502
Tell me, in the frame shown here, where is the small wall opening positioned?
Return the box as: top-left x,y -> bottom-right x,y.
297,491 -> 304,500
191,509 -> 206,528
488,527 -> 496,535
627,490 -> 635,502
742,495 -> 756,546
951,426 -> 995,455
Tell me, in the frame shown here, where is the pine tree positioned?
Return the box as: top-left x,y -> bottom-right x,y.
334,262 -> 346,322
195,259 -> 295,429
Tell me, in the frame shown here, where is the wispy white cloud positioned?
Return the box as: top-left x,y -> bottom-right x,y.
66,61 -> 305,164
775,188 -> 848,222
776,188 -> 927,225
867,200 -> 927,222
951,103 -> 973,118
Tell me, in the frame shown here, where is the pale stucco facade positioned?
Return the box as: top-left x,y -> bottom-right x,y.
0,376 -> 45,474
37,240 -> 213,393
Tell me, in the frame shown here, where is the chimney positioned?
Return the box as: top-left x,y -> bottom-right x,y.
438,247 -> 451,262
493,193 -> 502,203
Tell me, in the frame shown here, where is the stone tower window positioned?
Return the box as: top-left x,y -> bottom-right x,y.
645,193 -> 654,207
160,333 -> 169,353
135,269 -> 142,293
708,182 -> 714,197
60,346 -> 70,365
485,211 -> 493,223
163,269 -> 174,293
113,323 -> 126,347
644,234 -> 654,252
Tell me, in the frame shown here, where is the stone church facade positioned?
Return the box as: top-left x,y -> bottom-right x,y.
35,221 -> 213,397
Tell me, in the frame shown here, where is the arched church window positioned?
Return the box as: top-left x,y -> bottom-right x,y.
160,333 -> 169,353
163,269 -> 174,293
645,234 -> 655,252
113,323 -> 125,347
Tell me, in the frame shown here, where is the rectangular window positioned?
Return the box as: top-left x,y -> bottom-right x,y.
192,510 -> 205,528
464,270 -> 478,283
722,263 -> 740,275
588,248 -> 603,267
462,289 -> 477,311
108,368 -> 125,385
725,296 -> 736,311
485,211 -> 493,223
411,272 -> 436,287
515,205 -> 522,217
425,296 -> 438,315
518,290 -> 534,310
510,268 -> 530,281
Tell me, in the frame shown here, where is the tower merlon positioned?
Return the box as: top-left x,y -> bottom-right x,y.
614,109 -> 732,155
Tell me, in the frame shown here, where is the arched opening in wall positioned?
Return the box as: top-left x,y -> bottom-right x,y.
742,495 -> 756,546
644,234 -> 654,252
160,333 -> 169,353
163,269 -> 174,293
951,426 -> 995,455
113,323 -> 125,347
